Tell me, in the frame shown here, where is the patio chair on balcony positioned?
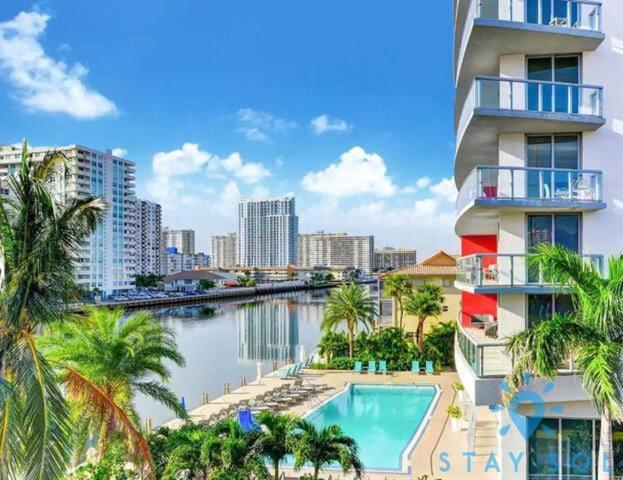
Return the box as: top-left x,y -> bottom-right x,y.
484,321 -> 499,339
572,176 -> 594,200
483,264 -> 498,282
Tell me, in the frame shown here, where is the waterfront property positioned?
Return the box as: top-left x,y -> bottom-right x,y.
453,0 -> 623,479
378,251 -> 460,334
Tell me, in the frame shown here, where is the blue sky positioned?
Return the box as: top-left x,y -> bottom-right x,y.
0,1 -> 458,256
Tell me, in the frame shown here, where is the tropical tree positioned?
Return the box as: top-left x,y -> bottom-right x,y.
257,412 -> 298,480
321,283 -> 377,358
505,245 -> 623,480
0,140 -> 106,479
154,424 -> 210,480
288,419 -> 364,480
317,331 -> 349,363
404,283 -> 444,354
201,419 -> 269,480
39,308 -> 186,474
383,274 -> 413,330
199,279 -> 216,290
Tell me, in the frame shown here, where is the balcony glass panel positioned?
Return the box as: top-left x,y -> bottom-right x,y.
456,319 -> 508,377
457,253 -> 604,289
475,76 -> 603,117
477,0 -> 602,32
455,166 -> 603,212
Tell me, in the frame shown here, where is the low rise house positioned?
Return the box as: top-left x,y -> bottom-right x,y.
162,271 -> 234,292
378,251 -> 459,334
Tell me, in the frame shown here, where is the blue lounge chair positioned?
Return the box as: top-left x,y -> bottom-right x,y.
237,409 -> 260,432
368,360 -> 377,374
411,360 -> 421,374
425,360 -> 434,374
353,361 -> 363,373
276,366 -> 293,379
379,360 -> 388,375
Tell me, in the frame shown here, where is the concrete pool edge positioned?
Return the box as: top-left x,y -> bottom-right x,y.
298,382 -> 443,474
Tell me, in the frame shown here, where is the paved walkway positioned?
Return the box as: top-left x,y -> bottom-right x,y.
163,368 -> 499,480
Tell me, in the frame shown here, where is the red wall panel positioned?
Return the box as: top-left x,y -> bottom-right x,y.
460,235 -> 498,326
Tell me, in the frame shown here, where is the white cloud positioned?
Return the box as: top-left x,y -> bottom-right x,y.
111,147 -> 127,158
0,11 -> 116,119
235,108 -> 297,142
430,177 -> 458,203
416,177 -> 432,189
310,114 -> 351,134
221,152 -> 270,184
152,143 -> 214,177
302,146 -> 397,197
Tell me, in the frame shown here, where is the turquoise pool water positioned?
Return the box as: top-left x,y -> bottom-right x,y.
304,384 -> 438,471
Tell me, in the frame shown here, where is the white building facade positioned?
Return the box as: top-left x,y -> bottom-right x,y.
373,247 -> 418,271
238,197 -> 298,267
452,1 -> 623,479
298,231 -> 375,274
211,233 -> 238,268
161,251 -> 210,275
0,144 -> 137,296
162,227 -> 195,254
136,199 -> 162,275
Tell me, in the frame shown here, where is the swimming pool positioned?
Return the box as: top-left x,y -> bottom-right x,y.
304,383 -> 440,472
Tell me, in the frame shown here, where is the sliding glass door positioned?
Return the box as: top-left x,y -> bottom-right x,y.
527,135 -> 580,199
527,56 -> 580,114
526,0 -> 580,27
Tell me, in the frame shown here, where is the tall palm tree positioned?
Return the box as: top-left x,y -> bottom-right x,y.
0,140 -> 105,479
288,419 -> 363,480
256,411 -> 298,480
404,283 -> 444,354
200,419 -> 269,480
39,307 -> 186,475
383,274 -> 412,330
321,282 -> 377,358
505,244 -> 623,480
156,424 -> 210,480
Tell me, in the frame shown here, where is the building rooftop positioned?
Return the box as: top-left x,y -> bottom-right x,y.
379,250 -> 458,278
163,271 -> 229,283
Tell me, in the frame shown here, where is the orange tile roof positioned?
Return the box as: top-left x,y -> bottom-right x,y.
379,250 -> 458,278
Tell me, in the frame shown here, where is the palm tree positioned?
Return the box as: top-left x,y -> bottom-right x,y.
200,419 -> 269,480
155,424 -> 210,480
505,244 -> 623,480
288,419 -> 363,480
39,307 -> 186,474
0,140 -> 106,479
383,274 -> 412,330
321,282 -> 377,358
256,412 -> 298,480
404,283 -> 444,354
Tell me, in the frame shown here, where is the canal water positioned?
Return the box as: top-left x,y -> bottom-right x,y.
136,289 -> 332,425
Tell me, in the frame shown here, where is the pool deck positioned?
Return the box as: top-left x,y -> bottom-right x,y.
163,368 -> 500,480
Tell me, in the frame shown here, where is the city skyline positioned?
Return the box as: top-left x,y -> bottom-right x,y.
0,2 -> 457,257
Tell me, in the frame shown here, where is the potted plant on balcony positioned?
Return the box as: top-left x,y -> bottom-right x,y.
454,382 -> 465,404
446,405 -> 462,432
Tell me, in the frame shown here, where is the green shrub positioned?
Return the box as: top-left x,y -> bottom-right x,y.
446,404 -> 462,418
309,362 -> 328,370
423,322 -> 456,367
317,331 -> 349,362
328,357 -> 355,370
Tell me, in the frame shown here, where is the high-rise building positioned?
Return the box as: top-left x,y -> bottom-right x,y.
211,233 -> 238,268
161,248 -> 210,275
373,247 -> 418,271
136,199 -> 162,275
452,1 -> 621,477
0,144 -> 137,296
238,197 -> 298,267
298,232 -> 374,274
162,227 -> 195,254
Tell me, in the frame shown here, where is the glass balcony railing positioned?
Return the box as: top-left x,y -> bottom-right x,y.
456,314 -> 509,377
456,166 -> 603,212
475,0 -> 602,32
474,76 -> 603,117
457,253 -> 604,289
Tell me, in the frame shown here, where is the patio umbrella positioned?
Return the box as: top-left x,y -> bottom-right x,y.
255,361 -> 263,385
299,344 -> 307,363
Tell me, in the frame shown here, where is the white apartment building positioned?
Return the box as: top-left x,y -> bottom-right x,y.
238,197 -> 298,267
452,1 -> 622,478
162,227 -> 195,254
161,251 -> 210,275
211,233 -> 238,268
0,144 -> 137,296
298,232 -> 375,274
136,199 -> 162,275
373,247 -> 418,271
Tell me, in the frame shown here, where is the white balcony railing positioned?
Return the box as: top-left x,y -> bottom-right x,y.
457,253 -> 604,289
456,166 -> 603,212
475,0 -> 602,32
456,318 -> 509,377
475,76 -> 603,117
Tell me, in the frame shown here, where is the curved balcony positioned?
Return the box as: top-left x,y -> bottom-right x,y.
456,253 -> 604,293
455,166 -> 605,235
454,0 -> 604,123
455,76 -> 605,187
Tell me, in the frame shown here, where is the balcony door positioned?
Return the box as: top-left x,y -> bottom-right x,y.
526,135 -> 580,198
527,55 -> 580,113
526,0 -> 580,27
527,213 -> 580,282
